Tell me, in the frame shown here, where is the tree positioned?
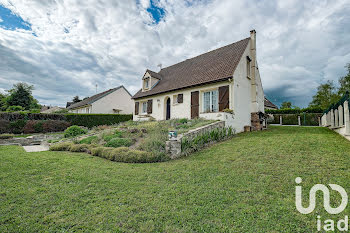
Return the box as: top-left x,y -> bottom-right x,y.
72,96 -> 81,103
338,63 -> 350,96
4,82 -> 40,110
281,101 -> 292,109
309,80 -> 340,109
0,92 -> 6,111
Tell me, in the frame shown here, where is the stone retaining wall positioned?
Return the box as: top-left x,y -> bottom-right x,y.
166,121 -> 225,159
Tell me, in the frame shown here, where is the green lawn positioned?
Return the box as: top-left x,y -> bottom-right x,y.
1,126 -> 350,232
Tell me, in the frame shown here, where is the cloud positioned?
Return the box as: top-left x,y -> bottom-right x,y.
0,17 -> 3,23
0,0 -> 349,107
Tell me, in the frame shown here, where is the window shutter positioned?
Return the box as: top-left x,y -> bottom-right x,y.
147,99 -> 153,114
177,94 -> 183,103
219,86 -> 229,111
135,102 -> 139,115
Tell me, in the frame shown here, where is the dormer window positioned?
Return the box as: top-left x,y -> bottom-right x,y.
145,79 -> 149,89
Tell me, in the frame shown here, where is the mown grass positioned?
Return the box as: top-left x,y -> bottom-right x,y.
1,126 -> 350,232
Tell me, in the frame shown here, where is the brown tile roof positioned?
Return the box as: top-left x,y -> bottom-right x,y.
133,37 -> 250,99
264,97 -> 278,109
67,86 -> 131,110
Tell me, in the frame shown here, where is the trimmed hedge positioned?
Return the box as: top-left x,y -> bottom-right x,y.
269,113 -> 322,126
0,113 -> 133,133
265,107 -> 324,114
65,114 -> 132,128
0,119 -> 71,134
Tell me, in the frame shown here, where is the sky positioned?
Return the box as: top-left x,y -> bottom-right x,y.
0,0 -> 349,108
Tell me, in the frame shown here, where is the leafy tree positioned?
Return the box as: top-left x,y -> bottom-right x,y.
281,101 -> 292,109
309,80 -> 340,109
4,83 -> 40,110
72,96 -> 81,103
338,63 -> 350,96
0,92 -> 6,111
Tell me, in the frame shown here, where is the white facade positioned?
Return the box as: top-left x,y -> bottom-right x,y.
133,35 -> 265,133
70,87 -> 133,114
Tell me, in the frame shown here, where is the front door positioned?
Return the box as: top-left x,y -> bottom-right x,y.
166,98 -> 171,120
191,91 -> 199,119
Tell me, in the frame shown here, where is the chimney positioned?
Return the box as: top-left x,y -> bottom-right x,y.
250,29 -> 258,113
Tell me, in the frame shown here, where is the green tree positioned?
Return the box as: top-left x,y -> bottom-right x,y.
309,80 -> 340,109
338,63 -> 350,96
72,96 -> 81,103
4,83 -> 40,110
281,101 -> 292,109
0,92 -> 6,111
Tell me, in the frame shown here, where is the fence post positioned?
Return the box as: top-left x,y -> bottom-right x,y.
339,105 -> 344,126
298,116 -> 301,126
330,109 -> 335,128
279,115 -> 282,125
344,101 -> 350,135
335,109 -> 339,127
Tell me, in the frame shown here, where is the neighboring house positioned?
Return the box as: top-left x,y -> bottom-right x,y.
132,30 -> 265,133
67,86 -> 133,114
264,97 -> 278,110
41,106 -> 64,114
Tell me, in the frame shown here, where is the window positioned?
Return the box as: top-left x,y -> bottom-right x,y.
142,102 -> 147,113
173,94 -> 183,104
145,79 -> 149,89
203,90 -> 218,113
246,56 -> 251,78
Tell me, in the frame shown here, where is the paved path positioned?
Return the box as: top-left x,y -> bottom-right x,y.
23,145 -> 50,152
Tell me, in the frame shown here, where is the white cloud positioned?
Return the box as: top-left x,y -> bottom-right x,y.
0,17 -> 3,23
0,0 -> 349,107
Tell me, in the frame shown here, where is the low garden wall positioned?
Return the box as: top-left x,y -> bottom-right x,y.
0,113 -> 133,134
166,121 -> 228,159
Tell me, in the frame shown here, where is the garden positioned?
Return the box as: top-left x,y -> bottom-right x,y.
49,118 -> 234,163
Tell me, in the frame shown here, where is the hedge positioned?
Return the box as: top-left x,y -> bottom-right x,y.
0,113 -> 133,130
0,120 -> 71,134
268,113 -> 322,126
0,112 -> 66,121
65,114 -> 132,128
265,107 -> 324,114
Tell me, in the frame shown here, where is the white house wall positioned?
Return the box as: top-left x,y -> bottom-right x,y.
92,87 -> 133,114
134,80 -> 233,121
232,43 -> 253,133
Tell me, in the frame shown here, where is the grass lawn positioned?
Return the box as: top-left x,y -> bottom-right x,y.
1,126 -> 350,232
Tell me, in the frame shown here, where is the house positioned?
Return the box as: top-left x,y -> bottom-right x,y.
41,106 -> 64,113
132,30 -> 265,133
67,86 -> 133,114
264,97 -> 278,110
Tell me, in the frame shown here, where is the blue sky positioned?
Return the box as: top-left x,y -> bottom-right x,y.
0,5 -> 31,30
0,0 -> 349,107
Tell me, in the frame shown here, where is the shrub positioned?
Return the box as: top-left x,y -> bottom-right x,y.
265,107 -> 324,114
181,127 -> 235,155
91,146 -> 169,163
22,120 -> 37,134
10,119 -> 27,134
79,136 -> 98,144
0,120 -> 10,134
69,144 -> 97,153
178,118 -> 188,124
105,138 -> 133,148
49,142 -> 74,151
42,120 -> 71,133
6,106 -> 24,112
0,134 -> 14,139
65,114 -> 132,128
64,125 -> 87,138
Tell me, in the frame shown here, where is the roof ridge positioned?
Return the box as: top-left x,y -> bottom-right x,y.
160,37 -> 250,72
